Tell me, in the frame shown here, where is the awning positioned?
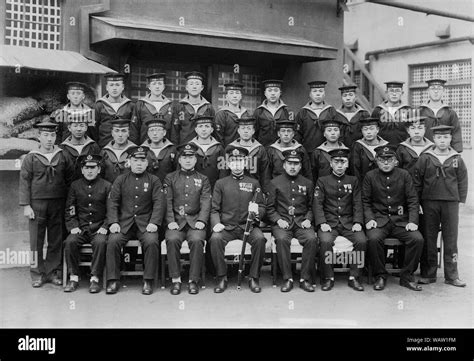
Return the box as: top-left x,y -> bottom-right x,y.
90,16 -> 338,61
0,45 -> 116,74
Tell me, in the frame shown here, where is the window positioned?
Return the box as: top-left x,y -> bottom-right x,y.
130,66 -> 189,101
5,0 -> 61,49
217,70 -> 262,112
409,59 -> 472,147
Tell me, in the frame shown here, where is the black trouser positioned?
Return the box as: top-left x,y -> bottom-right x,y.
367,221 -> 423,282
318,224 -> 367,278
29,199 -> 65,281
272,225 -> 317,282
106,224 -> 159,281
421,200 -> 459,281
165,225 -> 206,283
64,230 -> 107,278
209,227 -> 266,279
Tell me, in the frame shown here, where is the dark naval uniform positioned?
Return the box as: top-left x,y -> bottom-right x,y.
134,95 -> 175,145
106,170 -> 165,282
253,100 -> 292,147
100,141 -> 135,183
335,106 -> 371,146
350,137 -> 388,182
371,102 -> 412,144
313,172 -> 366,279
414,146 -> 468,282
295,102 -> 337,153
310,142 -> 348,181
210,174 -> 266,280
170,95 -> 215,145
267,140 -> 312,182
215,106 -> 252,147
267,172 -> 317,284
228,138 -> 271,194
94,95 -> 138,147
19,144 -> 74,282
60,136 -> 100,181
64,173 -> 111,281
164,169 -> 211,284
53,103 -> 95,143
419,103 -> 463,153
362,163 -> 423,284
396,138 -> 433,179
189,137 -> 226,189
143,138 -> 177,182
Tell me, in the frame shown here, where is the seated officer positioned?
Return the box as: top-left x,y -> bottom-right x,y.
63,154 -> 111,293
313,149 -> 366,291
210,145 -> 266,293
106,146 -> 165,295
164,143 -> 212,295
362,145 -> 424,291
267,149 -> 317,292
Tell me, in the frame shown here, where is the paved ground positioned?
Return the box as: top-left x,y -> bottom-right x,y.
1,149 -> 473,329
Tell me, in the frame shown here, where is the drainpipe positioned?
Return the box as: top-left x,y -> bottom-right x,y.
80,0 -> 110,64
366,0 -> 474,22
365,36 -> 474,61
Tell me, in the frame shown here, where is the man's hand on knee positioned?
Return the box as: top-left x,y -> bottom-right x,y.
109,223 -> 121,233
71,227 -> 82,235
146,223 -> 158,233
213,223 -> 225,233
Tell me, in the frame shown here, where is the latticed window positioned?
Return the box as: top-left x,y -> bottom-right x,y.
409,59 -> 472,147
217,71 -> 262,112
130,66 -> 188,101
5,0 -> 61,49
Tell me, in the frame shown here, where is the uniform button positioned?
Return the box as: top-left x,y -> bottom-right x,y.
88,194 -> 91,197
291,181 -> 294,183
387,186 -> 389,189
135,187 -> 138,189
89,221 -> 92,224
89,212 -> 92,215
136,178 -> 139,181
338,197 -> 340,200
185,194 -> 188,197
338,180 -> 341,183
135,205 -> 138,208
338,215 -> 341,218
185,185 -> 189,187
135,196 -> 138,198
388,206 -> 391,208
338,206 -> 341,209
387,196 -> 391,199
185,204 -> 188,206
387,177 -> 389,180
134,214 -> 136,217
88,185 -> 91,188
88,203 -> 92,207
186,176 -> 189,179
292,198 -> 295,201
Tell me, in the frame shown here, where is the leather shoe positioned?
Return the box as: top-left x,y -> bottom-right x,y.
321,279 -> 334,291
445,278 -> 466,287
280,279 -> 293,292
300,280 -> 315,292
64,280 -> 79,292
249,278 -> 261,293
400,279 -> 422,291
418,277 -> 436,284
106,281 -> 120,294
214,278 -> 228,293
142,280 -> 153,295
348,278 -> 364,291
31,277 -> 45,288
170,282 -> 181,295
89,280 -> 101,294
188,281 -> 199,295
373,277 -> 385,291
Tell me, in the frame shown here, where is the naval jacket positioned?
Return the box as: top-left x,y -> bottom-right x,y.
310,141 -> 348,182
335,105 -> 371,145
266,173 -> 314,228
295,102 -> 337,153
107,171 -> 165,234
396,138 -> 433,179
100,141 -> 136,183
418,102 -> 463,153
414,148 -> 468,203
313,172 -> 364,230
189,137 -> 226,188
164,169 -> 211,230
53,103 -> 95,142
94,95 -> 138,147
211,174 -> 265,230
371,102 -> 412,144
60,135 -> 101,181
253,100 -> 292,147
65,177 -> 111,233
134,95 -> 175,144
19,146 -> 74,205
214,106 -> 252,147
142,139 -> 177,182
350,137 -> 388,181
266,139 -> 312,182
170,95 -> 215,145
362,167 -> 419,227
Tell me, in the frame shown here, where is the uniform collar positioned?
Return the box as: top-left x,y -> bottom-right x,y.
331,171 -> 346,180
83,176 -> 100,186
61,135 -> 95,149
316,141 -> 348,153
180,95 -> 210,107
269,139 -> 302,153
231,173 -> 245,180
230,138 -> 262,154
257,99 -> 287,113
97,94 -> 131,110
399,138 -> 433,154
218,105 -> 248,117
141,138 -> 173,149
102,140 -> 136,153
179,168 -> 196,175
302,102 -> 333,115
139,94 -> 171,109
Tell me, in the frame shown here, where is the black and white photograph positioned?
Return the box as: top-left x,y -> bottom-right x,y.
0,0 -> 472,358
